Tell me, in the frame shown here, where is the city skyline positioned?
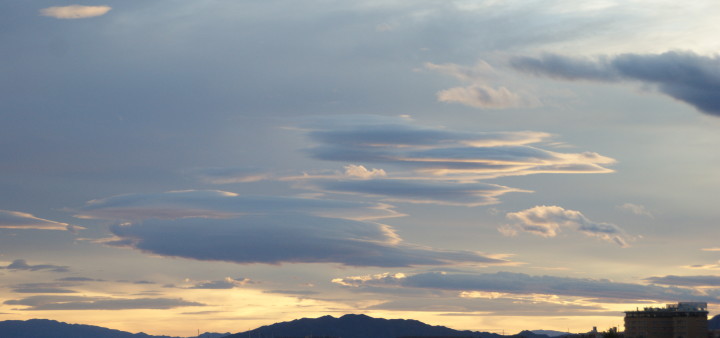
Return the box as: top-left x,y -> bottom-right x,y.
2,0 -> 720,336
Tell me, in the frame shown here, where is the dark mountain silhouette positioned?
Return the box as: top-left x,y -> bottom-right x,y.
0,315 -> 557,338
709,314 -> 720,330
0,319 -> 228,338
225,314 -> 551,338
0,319 -> 178,338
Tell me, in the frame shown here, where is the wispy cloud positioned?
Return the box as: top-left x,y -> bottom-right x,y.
511,51 -> 720,116
426,61 -> 540,109
75,190 -> 400,221
185,277 -> 253,289
292,115 -> 613,207
301,179 -> 526,207
504,205 -> 630,246
333,271 -> 716,303
0,210 -> 77,231
5,295 -> 203,310
644,275 -> 720,287
301,115 -> 614,178
188,167 -> 273,184
11,282 -> 78,294
436,84 -> 530,109
39,5 -> 111,19
4,259 -> 69,273
618,203 -> 653,218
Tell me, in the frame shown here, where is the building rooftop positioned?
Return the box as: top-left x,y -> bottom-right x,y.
625,302 -> 708,314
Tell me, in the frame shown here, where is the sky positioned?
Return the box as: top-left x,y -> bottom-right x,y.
2,0 -> 720,336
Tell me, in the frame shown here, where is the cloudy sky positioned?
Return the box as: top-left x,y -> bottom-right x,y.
2,0 -> 720,336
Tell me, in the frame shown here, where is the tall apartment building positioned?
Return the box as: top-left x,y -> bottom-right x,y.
624,302 -> 708,338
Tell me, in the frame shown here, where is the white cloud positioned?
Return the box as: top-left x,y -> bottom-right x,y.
39,5 -> 111,19
506,205 -> 630,246
343,164 -> 386,179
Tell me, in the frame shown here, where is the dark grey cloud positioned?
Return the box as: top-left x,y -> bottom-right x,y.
107,214 -> 505,267
4,259 -> 69,273
4,295 -> 204,311
334,271 -> 715,303
76,190 -> 399,221
644,275 -> 720,287
511,51 -> 720,116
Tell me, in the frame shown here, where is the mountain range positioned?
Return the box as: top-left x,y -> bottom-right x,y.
227,314 -> 548,338
0,319 -> 228,338
2,314 -> 720,338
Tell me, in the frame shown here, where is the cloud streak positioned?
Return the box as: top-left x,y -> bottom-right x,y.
4,259 -> 69,273
644,275 -> 720,287
291,115 -> 614,207
333,271 -> 716,303
39,5 -> 111,19
302,179 -> 525,206
301,116 -> 614,178
185,277 -> 253,289
0,210 -> 75,231
511,51 -> 720,116
5,295 -> 203,310
75,190 -> 400,221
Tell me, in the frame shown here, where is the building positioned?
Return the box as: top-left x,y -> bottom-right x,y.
624,302 -> 708,338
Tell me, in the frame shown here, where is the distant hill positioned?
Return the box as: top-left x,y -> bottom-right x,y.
0,319 -> 228,338
225,314 -> 551,338
530,330 -> 571,337
0,319 -> 178,338
709,314 -> 720,330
